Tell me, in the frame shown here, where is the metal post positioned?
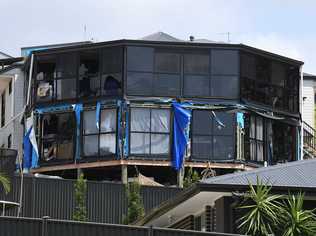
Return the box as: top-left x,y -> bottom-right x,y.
121,165 -> 128,184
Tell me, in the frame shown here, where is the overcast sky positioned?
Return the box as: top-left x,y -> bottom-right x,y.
1,0 -> 315,73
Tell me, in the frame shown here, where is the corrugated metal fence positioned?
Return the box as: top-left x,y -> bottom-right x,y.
0,175 -> 181,223
0,216 -> 244,236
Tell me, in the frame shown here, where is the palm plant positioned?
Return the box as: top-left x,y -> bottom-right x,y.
237,177 -> 282,236
0,172 -> 10,194
279,193 -> 316,236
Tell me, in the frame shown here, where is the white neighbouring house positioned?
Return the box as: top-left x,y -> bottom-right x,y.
302,73 -> 316,129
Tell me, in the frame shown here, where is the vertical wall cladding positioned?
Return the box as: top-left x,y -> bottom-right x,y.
0,175 -> 182,223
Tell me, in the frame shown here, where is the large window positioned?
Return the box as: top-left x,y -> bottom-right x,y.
126,47 -> 239,99
40,112 -> 75,163
191,110 -> 235,161
82,108 -> 117,157
34,47 -> 123,105
240,52 -> 300,113
245,115 -> 264,162
130,108 -> 170,156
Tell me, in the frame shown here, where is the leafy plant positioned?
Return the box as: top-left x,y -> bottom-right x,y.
183,167 -> 200,188
123,181 -> 145,224
0,172 -> 10,194
72,173 -> 87,221
279,193 -> 316,236
237,177 -> 282,236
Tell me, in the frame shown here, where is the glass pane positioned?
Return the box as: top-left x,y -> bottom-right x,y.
213,136 -> 234,160
257,142 -> 264,161
100,109 -> 116,132
250,116 -> 256,138
271,62 -> 286,87
83,110 -> 98,134
56,79 -> 76,100
213,112 -> 234,135
102,47 -> 122,73
99,133 -> 116,155
184,54 -> 209,74
211,50 -> 238,75
83,135 -> 98,156
56,53 -> 77,79
211,76 -> 238,98
151,109 -> 170,132
151,134 -> 169,154
126,72 -> 153,95
79,75 -> 100,98
131,108 -> 150,132
153,74 -> 181,96
250,140 -> 256,161
192,135 -> 212,159
192,110 -> 212,135
101,73 -> 122,96
183,75 -> 210,97
155,52 -> 180,73
127,46 -> 154,72
256,117 -> 263,140
130,133 -> 150,154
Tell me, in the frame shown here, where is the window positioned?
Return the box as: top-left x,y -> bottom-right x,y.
79,50 -> 100,98
83,108 -> 117,157
40,113 -> 75,162
101,47 -> 123,96
184,54 -> 209,74
246,115 -> 264,162
127,47 -> 154,72
191,110 -> 234,161
155,52 -> 180,73
1,92 -> 5,127
130,108 -> 170,156
7,134 -> 11,149
211,50 -> 239,75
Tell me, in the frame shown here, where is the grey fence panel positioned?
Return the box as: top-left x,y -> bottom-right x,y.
0,175 -> 182,223
0,217 -> 244,236
0,217 -> 42,236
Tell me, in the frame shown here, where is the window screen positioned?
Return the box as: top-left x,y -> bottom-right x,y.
211,50 -> 238,75
130,108 -> 170,156
184,54 -> 209,74
184,75 -> 210,97
83,108 -> 117,157
191,110 -> 234,161
210,76 -> 238,98
127,46 -> 154,72
155,52 -> 180,73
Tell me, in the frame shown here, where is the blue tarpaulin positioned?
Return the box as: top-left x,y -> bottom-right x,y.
172,102 -> 191,171
96,101 -> 101,129
23,127 -> 33,170
237,112 -> 244,129
74,104 -> 83,160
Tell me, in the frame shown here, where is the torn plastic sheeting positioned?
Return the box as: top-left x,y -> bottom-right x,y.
116,100 -> 122,159
124,103 -> 129,158
237,112 -> 244,129
96,101 -> 101,129
172,102 -> 191,171
23,127 -> 33,170
211,111 -> 225,128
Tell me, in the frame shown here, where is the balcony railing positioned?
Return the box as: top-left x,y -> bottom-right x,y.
303,121 -> 316,157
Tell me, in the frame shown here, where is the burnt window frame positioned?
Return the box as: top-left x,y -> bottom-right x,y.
82,107 -> 118,159
244,114 -> 265,163
39,111 -> 76,165
190,110 -> 236,161
129,107 -> 171,158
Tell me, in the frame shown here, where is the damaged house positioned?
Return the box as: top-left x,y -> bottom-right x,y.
23,32 -> 303,185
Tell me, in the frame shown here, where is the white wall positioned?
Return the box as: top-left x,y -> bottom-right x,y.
302,79 -> 315,128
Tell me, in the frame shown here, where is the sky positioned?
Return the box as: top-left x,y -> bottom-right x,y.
1,0 -> 316,73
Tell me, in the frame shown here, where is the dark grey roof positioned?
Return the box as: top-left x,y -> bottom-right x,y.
202,159 -> 316,188
140,32 -> 183,42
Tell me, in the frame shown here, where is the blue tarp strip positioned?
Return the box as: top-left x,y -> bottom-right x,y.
124,104 -> 129,158
74,104 -> 83,160
35,104 -> 74,114
172,102 -> 191,171
96,101 -> 101,129
23,127 -> 33,170
116,101 -> 122,159
237,112 -> 244,129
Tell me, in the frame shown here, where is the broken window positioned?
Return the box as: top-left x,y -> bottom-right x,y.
83,108 -> 117,157
272,121 -> 296,163
35,55 -> 56,103
40,112 -> 75,163
101,47 -> 123,96
130,108 -> 170,156
244,115 -> 264,162
79,50 -> 100,98
191,110 -> 235,161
